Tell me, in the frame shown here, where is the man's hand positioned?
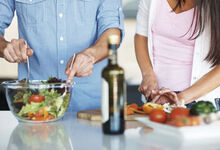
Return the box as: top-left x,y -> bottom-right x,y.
1,38 -> 34,63
65,51 -> 95,82
138,72 -> 159,100
65,28 -> 120,83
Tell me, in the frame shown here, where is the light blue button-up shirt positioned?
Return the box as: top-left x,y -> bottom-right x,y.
0,0 -> 124,111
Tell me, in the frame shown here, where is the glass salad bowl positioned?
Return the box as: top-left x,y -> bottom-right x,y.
2,78 -> 73,123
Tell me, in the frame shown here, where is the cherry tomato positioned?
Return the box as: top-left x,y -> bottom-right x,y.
169,107 -> 190,121
29,95 -> 45,103
149,109 -> 167,123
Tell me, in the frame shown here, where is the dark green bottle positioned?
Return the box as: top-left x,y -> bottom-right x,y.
102,35 -> 126,134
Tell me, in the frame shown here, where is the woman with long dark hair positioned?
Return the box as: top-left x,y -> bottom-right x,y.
135,0 -> 220,106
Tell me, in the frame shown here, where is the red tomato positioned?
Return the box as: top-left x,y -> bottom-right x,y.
149,109 -> 167,123
169,107 -> 190,121
29,95 -> 45,103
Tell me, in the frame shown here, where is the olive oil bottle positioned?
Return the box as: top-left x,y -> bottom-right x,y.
102,35 -> 126,134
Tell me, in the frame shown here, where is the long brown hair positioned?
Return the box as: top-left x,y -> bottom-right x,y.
175,0 -> 220,67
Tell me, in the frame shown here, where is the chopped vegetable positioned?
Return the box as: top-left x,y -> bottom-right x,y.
138,107 -> 143,111
125,107 -> 134,115
190,101 -> 217,116
163,103 -> 179,113
125,103 -> 146,115
142,102 -> 163,114
127,103 -> 138,109
128,107 -> 147,114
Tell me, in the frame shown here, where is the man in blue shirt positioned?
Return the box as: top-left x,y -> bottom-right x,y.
0,0 -> 124,111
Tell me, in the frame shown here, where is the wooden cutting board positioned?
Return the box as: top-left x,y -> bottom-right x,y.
77,109 -> 148,121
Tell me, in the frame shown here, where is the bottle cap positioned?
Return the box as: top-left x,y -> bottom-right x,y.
108,35 -> 120,45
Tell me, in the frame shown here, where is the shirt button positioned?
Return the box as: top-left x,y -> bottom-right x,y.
60,36 -> 64,41
60,60 -> 64,64
119,7 -> 122,11
29,0 -> 32,2
59,13 -> 63,18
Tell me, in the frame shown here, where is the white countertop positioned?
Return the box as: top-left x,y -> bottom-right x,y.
1,111 -> 220,150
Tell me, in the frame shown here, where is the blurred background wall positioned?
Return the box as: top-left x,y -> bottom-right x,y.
0,0 -> 143,110
0,14 -> 18,79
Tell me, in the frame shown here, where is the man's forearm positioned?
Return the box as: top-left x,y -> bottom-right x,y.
178,65 -> 220,104
82,28 -> 121,63
0,33 -> 7,58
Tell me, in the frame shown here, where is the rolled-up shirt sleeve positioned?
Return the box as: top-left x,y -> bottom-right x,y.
0,0 -> 15,35
97,0 -> 124,41
136,0 -> 151,37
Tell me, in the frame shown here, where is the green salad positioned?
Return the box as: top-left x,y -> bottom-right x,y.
12,78 -> 70,121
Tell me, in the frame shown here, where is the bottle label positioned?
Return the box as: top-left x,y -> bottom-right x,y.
102,78 -> 109,123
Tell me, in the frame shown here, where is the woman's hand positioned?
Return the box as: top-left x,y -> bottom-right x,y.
138,72 -> 159,100
65,51 -> 95,82
151,87 -> 182,105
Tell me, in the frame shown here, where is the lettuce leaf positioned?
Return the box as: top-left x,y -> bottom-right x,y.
18,102 -> 44,117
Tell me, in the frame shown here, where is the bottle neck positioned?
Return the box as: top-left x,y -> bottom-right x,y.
108,44 -> 118,65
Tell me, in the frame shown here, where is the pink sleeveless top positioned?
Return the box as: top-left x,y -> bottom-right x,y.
152,0 -> 196,91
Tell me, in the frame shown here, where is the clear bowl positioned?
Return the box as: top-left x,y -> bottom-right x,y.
2,80 -> 73,123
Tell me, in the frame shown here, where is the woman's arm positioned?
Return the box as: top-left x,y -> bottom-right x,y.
152,66 -> 220,105
135,34 -> 158,98
178,65 -> 220,104
135,0 -> 159,99
135,34 -> 153,78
